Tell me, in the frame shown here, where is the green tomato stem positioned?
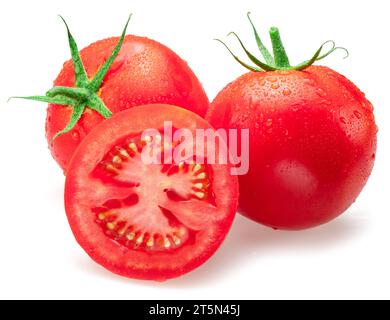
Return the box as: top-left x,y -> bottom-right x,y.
216,13 -> 349,73
8,14 -> 132,142
269,27 -> 290,69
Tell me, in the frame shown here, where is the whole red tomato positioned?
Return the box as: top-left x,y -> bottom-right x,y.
16,16 -> 209,172
207,14 -> 377,230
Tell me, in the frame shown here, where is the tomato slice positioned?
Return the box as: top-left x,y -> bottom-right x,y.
65,104 -> 239,281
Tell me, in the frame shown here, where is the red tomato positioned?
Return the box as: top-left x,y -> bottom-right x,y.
18,17 -> 209,172
208,66 -> 377,230
49,34 -> 208,172
65,105 -> 238,281
208,16 -> 377,230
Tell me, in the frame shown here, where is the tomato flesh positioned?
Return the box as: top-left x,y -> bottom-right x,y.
65,105 -> 238,280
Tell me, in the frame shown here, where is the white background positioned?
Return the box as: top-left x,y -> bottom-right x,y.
0,0 -> 389,300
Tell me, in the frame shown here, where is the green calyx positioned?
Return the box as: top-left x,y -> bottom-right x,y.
215,12 -> 349,72
9,14 -> 132,143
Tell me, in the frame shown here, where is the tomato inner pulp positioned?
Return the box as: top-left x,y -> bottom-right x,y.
91,133 -> 215,253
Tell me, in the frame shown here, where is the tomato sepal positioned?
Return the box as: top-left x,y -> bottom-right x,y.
9,14 -> 132,142
215,12 -> 349,72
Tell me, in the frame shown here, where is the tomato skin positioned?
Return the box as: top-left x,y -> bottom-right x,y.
47,35 -> 209,172
65,105 -> 238,281
207,66 -> 377,230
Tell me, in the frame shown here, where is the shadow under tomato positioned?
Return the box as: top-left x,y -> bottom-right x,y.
71,210 -> 368,287
165,210 -> 368,288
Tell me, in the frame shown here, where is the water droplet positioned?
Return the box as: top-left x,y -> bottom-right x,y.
271,83 -> 280,90
354,110 -> 362,119
255,122 -> 260,129
265,119 -> 273,127
285,129 -> 289,136
72,131 -> 80,141
282,88 -> 291,96
321,99 -> 332,106
339,117 -> 347,124
316,88 -> 327,98
268,77 -> 277,83
303,78 -> 315,86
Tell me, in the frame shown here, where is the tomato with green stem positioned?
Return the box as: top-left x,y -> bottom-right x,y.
207,13 -> 377,230
12,15 -> 209,172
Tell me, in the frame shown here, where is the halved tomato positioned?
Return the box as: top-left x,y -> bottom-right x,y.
65,104 -> 239,281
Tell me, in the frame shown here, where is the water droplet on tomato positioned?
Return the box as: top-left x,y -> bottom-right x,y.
72,131 -> 80,141
271,83 -> 280,90
354,110 -> 362,119
265,119 -> 273,127
255,122 -> 260,129
316,88 -> 327,98
282,88 -> 291,96
303,78 -> 315,86
268,77 -> 277,83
